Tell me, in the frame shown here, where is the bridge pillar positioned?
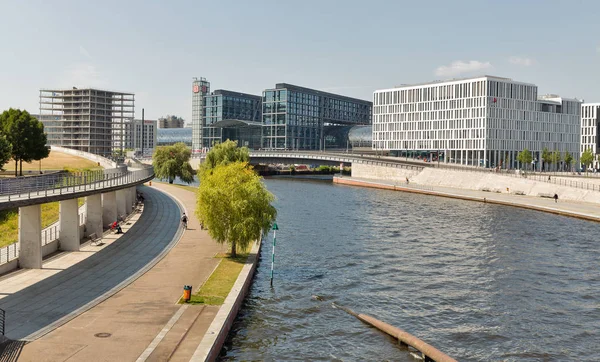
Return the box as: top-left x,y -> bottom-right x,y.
116,189 -> 127,219
86,193 -> 103,238
102,191 -> 117,226
129,187 -> 136,210
19,204 -> 42,269
59,198 -> 80,251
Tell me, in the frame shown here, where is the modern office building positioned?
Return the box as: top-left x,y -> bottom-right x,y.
157,127 -> 192,147
372,75 -> 581,170
262,84 -> 372,150
39,88 -> 135,157
125,119 -> 157,156
203,90 -> 262,149
581,103 -> 600,168
191,77 -> 211,153
158,115 -> 185,128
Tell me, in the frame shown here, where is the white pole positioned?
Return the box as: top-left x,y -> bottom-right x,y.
270,228 -> 276,286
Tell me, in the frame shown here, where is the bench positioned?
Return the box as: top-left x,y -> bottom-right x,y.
538,193 -> 554,198
512,190 -> 525,195
88,233 -> 102,246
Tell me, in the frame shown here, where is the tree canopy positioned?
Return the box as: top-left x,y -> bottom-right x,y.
551,151 -> 562,171
517,149 -> 533,170
0,135 -> 11,171
0,108 -> 49,176
199,139 -> 249,177
196,161 -> 276,257
564,151 -> 573,169
581,147 -> 594,172
152,142 -> 194,183
541,147 -> 552,171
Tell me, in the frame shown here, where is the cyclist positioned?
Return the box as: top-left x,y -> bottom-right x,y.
181,213 -> 188,229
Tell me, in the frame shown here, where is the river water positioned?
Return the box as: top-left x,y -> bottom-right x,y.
217,178 -> 599,361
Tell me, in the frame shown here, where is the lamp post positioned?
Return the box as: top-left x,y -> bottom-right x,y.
270,222 -> 278,287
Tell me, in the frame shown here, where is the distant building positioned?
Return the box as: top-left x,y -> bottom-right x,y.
125,119 -> 157,156
261,84 -> 372,150
191,77 -> 211,153
158,115 -> 185,128
373,75 -> 581,170
157,128 -> 192,147
39,88 -> 135,157
581,103 -> 600,168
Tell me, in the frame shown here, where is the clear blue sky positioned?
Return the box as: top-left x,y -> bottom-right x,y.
1,0 -> 599,122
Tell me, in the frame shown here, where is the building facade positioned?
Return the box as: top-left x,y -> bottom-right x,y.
372,76 -> 581,170
158,115 -> 185,128
125,119 -> 157,156
203,90 -> 262,149
191,78 -> 210,153
39,88 -> 135,157
581,103 -> 600,168
157,127 -> 192,147
262,84 -> 372,150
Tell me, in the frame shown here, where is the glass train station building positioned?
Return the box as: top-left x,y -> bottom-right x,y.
191,79 -> 372,152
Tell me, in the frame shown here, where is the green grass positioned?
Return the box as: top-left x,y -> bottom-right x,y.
182,252 -> 249,305
0,198 -> 85,248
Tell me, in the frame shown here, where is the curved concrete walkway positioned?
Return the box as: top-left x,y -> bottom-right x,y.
0,185 -> 182,341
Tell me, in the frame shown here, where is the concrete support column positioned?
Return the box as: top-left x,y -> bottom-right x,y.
59,198 -> 80,251
124,188 -> 133,215
116,189 -> 127,219
19,205 -> 42,269
86,193 -> 103,238
102,191 -> 117,226
131,187 -> 137,208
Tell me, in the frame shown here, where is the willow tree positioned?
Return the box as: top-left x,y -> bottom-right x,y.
196,161 -> 276,257
199,139 -> 249,177
152,142 -> 194,183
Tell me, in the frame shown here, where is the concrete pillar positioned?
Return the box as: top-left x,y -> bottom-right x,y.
116,189 -> 127,219
130,186 -> 137,208
124,188 -> 132,214
102,191 -> 117,226
86,193 -> 103,238
59,198 -> 80,251
19,205 -> 42,269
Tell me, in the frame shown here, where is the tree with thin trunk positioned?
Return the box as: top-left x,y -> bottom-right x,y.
541,147 -> 552,172
517,149 -> 533,171
0,109 -> 49,176
581,147 -> 594,174
564,151 -> 573,172
152,142 -> 194,184
551,151 -> 562,172
196,162 -> 276,257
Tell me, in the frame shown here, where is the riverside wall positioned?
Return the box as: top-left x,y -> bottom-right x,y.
352,164 -> 600,204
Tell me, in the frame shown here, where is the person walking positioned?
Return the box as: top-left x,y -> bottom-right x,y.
181,213 -> 188,229
554,193 -> 558,203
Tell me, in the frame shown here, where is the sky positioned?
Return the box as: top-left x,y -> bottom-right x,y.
1,0 -> 599,123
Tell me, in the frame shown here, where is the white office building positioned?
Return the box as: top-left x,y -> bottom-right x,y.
373,75 -> 581,171
581,103 -> 599,168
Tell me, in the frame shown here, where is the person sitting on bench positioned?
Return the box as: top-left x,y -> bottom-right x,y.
111,221 -> 123,234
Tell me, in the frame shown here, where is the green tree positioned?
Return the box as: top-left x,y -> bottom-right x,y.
152,142 -> 194,183
0,108 -> 49,176
0,135 -> 12,171
517,149 -> 533,170
541,147 -> 552,172
581,147 -> 594,173
564,151 -> 573,171
550,151 -> 562,172
196,162 -> 276,257
200,139 -> 249,177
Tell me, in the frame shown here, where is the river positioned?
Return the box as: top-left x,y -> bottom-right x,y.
214,178 -> 599,361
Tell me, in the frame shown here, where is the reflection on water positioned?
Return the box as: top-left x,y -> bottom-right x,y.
214,179 -> 599,361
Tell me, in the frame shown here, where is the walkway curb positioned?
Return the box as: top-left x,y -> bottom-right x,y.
22,186 -> 186,342
190,239 -> 263,362
334,176 -> 600,223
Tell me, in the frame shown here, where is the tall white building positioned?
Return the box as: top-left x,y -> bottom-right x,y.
125,119 -> 157,156
373,75 -> 581,171
581,103 -> 599,168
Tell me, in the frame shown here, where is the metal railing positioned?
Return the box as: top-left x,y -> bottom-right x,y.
0,167 -> 154,204
0,308 -> 5,335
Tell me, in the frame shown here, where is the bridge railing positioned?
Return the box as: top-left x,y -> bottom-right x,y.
0,167 -> 154,203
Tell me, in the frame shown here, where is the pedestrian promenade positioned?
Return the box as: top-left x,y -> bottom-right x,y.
335,176 -> 600,221
14,183 -> 226,361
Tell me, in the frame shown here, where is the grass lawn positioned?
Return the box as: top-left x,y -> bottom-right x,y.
11,151 -> 102,174
182,252 -> 249,305
0,198 -> 85,248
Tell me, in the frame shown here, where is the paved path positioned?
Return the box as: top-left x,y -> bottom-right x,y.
0,185 -> 182,341
338,177 -> 600,221
15,183 -> 226,362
